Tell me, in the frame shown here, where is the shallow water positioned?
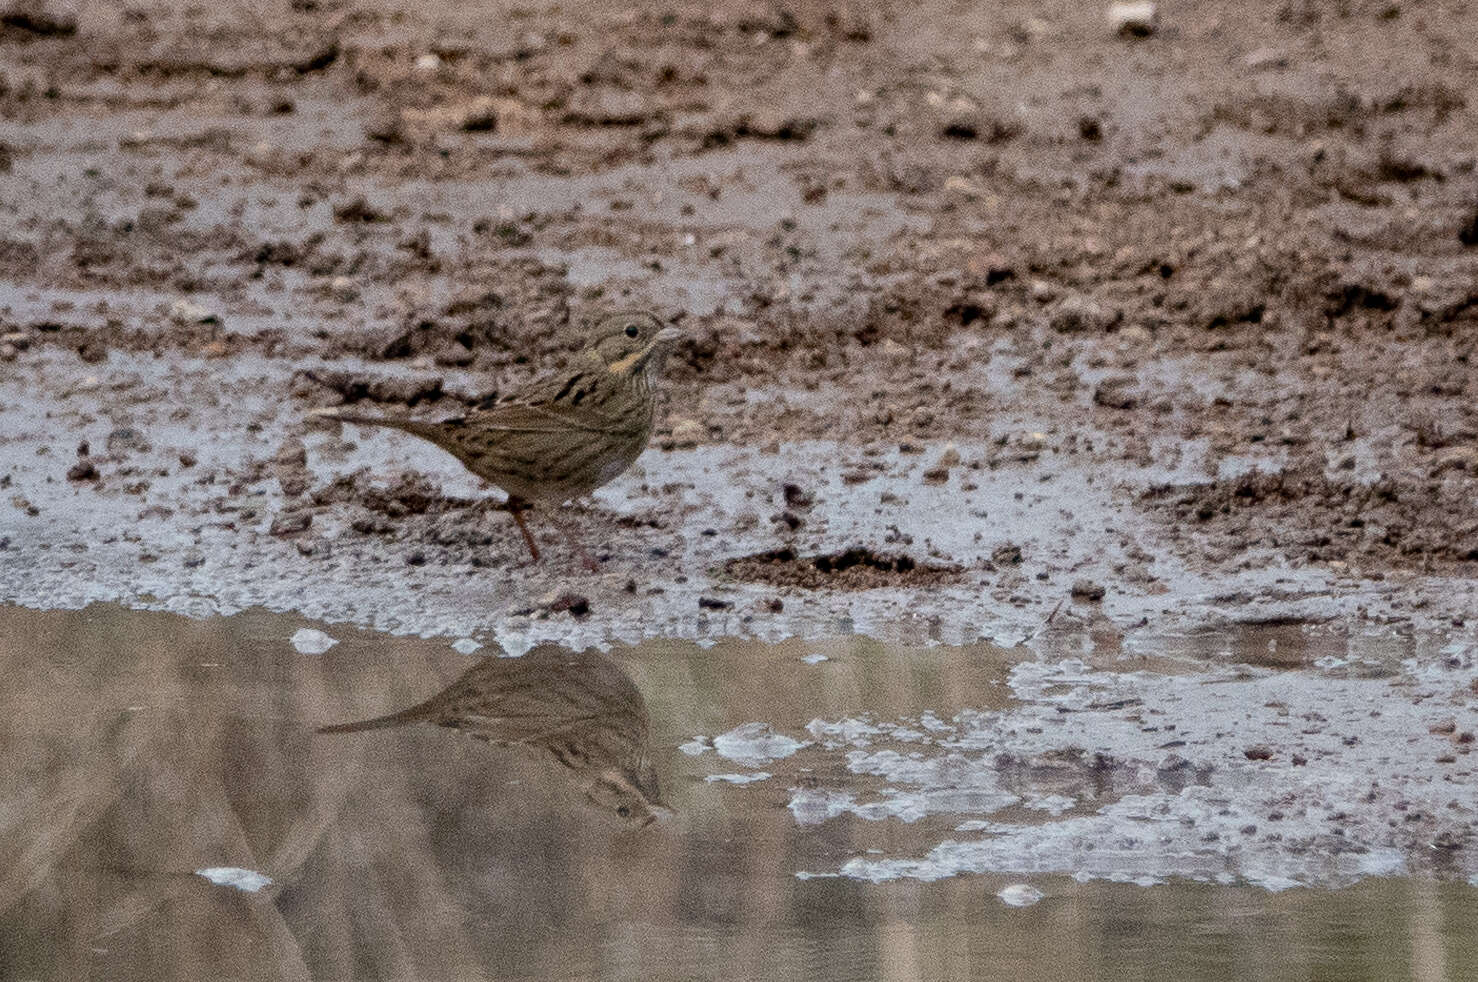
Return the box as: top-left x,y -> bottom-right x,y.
2,604 -> 1475,981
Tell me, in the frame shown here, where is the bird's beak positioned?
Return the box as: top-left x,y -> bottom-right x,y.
654,325 -> 683,345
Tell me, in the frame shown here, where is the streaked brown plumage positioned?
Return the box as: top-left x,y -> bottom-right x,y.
314,311 -> 680,567
318,644 -> 667,826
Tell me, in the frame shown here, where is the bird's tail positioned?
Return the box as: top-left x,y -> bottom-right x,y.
307,406 -> 430,437
317,707 -> 420,735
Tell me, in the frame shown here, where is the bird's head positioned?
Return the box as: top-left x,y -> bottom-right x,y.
589,311 -> 683,377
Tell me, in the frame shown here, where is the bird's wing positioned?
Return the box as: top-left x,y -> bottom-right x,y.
465,398 -> 637,437
453,711 -> 613,746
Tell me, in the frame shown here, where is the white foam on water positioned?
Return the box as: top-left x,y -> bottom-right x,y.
195,867 -> 273,893
290,628 -> 338,655
705,772 -> 771,784
713,722 -> 807,766
997,883 -> 1044,907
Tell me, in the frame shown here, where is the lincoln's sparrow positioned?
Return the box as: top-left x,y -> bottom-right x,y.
314,311 -> 681,567
319,644 -> 666,826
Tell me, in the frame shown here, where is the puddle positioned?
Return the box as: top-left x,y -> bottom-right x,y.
3,604 -> 1478,979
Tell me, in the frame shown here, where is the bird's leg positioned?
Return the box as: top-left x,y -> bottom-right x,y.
502,497 -> 541,562
542,506 -> 600,572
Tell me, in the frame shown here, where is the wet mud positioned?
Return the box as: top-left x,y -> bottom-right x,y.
4,0 -> 1478,643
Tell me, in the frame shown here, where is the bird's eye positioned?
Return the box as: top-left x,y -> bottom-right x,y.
624,324 -> 640,338
617,805 -> 632,817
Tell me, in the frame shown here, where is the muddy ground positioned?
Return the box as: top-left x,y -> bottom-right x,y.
4,0 -> 1478,897
3,0 -> 1478,624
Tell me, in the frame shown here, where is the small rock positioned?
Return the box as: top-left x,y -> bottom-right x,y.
413,52 -> 442,73
669,418 -> 704,448
364,110 -> 407,146
329,276 -> 359,302
178,450 -> 198,468
1243,47 -> 1289,70
169,298 -> 220,325
0,343 -> 15,362
1460,204 -> 1478,247
273,439 -> 308,469
295,538 -> 330,558
992,543 -> 1023,566
936,109 -> 1020,144
66,459 -> 98,482
545,593 -> 591,617
1071,579 -> 1106,601
922,466 -> 950,485
0,331 -> 28,349
0,1 -> 78,37
1051,294 -> 1121,333
457,97 -> 499,133
698,596 -> 733,610
942,174 -> 988,198
270,511 -> 312,536
107,428 -> 151,454
1093,375 -> 1139,410
1432,446 -> 1478,474
332,196 -> 387,223
1108,1 -> 1158,37
1430,717 -> 1458,735
1243,745 -> 1275,761
563,88 -> 654,127
782,483 -> 815,509
936,444 -> 963,468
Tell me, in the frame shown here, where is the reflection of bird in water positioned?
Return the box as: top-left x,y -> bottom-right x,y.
319,644 -> 666,827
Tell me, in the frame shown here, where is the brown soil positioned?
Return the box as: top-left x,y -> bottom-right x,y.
1145,461 -> 1478,574
4,0 -> 1478,629
724,547 -> 963,590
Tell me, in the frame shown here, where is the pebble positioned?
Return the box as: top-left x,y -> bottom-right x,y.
329,276 -> 359,302
1243,47 -> 1289,70
936,444 -> 963,468
880,337 -> 910,359
414,53 -> 442,72
1108,1 -> 1158,37
1432,446 -> 1478,474
1093,375 -> 1139,409
1071,579 -> 1106,601
270,511 -> 312,536
670,418 -> 704,448
1052,295 -> 1121,333
169,298 -> 220,325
